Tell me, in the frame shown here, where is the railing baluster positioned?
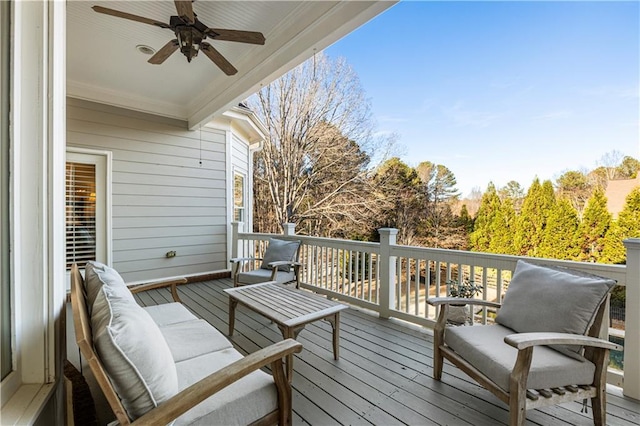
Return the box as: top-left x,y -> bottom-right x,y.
482,266 -> 488,324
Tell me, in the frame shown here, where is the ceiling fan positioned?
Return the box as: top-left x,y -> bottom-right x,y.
92,1 -> 265,75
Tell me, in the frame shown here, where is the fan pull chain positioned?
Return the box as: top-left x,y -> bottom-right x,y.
199,126 -> 203,166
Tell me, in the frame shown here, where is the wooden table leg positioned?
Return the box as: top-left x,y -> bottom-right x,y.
228,298 -> 238,336
277,325 -> 303,383
326,312 -> 340,360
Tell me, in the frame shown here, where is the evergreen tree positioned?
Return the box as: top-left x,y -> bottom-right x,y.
415,161 -> 460,248
601,187 -> 640,263
371,157 -> 422,245
575,188 -> 611,262
458,204 -> 474,233
470,183 -> 501,252
514,179 -> 556,256
538,198 -> 579,259
498,181 -> 525,213
616,156 -> 640,179
488,197 -> 516,254
600,222 -> 625,264
556,170 -> 592,215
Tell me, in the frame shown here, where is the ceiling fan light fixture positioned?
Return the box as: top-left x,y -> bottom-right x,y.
176,26 -> 203,62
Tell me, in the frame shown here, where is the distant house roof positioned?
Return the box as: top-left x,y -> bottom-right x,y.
606,176 -> 640,218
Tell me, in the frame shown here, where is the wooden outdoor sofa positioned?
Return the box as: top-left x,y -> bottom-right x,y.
428,260 -> 622,426
70,261 -> 302,425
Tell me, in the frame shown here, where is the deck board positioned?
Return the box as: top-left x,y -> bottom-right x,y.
134,278 -> 640,426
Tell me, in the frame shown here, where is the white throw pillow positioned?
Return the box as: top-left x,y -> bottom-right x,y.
92,285 -> 178,420
84,261 -> 133,313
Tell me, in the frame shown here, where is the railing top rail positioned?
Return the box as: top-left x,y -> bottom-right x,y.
237,232 -> 627,285
238,232 -> 380,252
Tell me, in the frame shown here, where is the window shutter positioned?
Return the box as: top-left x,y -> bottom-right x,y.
65,162 -> 97,270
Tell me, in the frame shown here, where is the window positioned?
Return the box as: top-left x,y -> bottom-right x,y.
1,0 -> 11,381
66,162 -> 97,269
234,173 -> 245,222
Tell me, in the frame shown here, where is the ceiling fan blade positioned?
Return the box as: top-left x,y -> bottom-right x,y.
201,42 -> 237,75
92,5 -> 170,29
148,40 -> 179,64
205,28 -> 265,45
174,1 -> 195,24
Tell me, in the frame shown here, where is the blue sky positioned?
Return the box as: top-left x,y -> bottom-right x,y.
326,1 -> 640,197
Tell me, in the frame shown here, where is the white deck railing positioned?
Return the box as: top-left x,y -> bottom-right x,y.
231,222 -> 640,400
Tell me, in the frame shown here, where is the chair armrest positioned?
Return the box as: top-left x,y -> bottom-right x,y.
132,339 -> 303,425
230,257 -> 262,264
267,260 -> 302,268
128,278 -> 188,303
427,297 -> 502,309
504,332 -> 623,351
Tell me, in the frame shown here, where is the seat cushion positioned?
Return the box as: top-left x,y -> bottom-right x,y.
445,324 -> 596,392
144,302 -> 197,327
260,238 -> 300,271
237,268 -> 295,285
159,319 -> 233,362
496,260 -> 615,357
174,349 -> 278,426
84,261 -> 134,313
92,285 -> 178,420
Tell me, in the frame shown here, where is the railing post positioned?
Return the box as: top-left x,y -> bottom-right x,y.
623,238 -> 640,400
378,228 -> 398,319
282,223 -> 296,236
231,221 -> 242,259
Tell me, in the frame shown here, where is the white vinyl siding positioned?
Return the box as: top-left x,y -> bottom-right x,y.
66,99 -> 228,282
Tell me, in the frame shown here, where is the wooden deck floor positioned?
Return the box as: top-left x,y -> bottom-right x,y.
133,278 -> 640,426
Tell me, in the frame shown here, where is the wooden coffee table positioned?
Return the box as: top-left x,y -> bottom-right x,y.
224,282 -> 348,380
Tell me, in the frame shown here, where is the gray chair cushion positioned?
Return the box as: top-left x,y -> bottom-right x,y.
496,260 -> 615,356
260,238 -> 300,272
445,324 -> 596,392
237,268 -> 296,285
159,319 -> 234,363
174,349 -> 278,426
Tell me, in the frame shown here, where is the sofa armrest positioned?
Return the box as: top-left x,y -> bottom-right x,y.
504,332 -> 622,351
132,339 -> 303,425
428,297 -> 502,309
129,278 -> 188,303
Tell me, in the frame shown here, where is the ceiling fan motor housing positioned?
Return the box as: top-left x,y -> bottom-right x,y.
171,16 -> 207,62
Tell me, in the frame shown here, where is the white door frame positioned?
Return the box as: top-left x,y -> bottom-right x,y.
65,147 -> 112,285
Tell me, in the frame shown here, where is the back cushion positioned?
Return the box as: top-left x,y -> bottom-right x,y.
92,285 -> 178,420
84,261 -> 133,313
260,238 -> 300,271
496,260 -> 615,356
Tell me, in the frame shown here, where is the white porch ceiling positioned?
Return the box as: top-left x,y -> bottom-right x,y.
67,1 -> 396,129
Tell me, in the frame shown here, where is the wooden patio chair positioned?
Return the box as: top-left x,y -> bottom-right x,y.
427,260 -> 622,426
231,238 -> 302,287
